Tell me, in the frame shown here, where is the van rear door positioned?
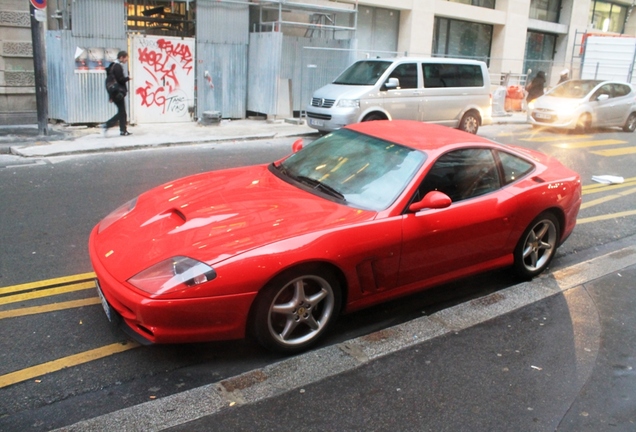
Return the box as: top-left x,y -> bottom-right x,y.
420,63 -> 487,125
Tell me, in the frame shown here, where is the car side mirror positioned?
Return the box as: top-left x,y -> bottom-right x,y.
383,77 -> 400,90
409,191 -> 452,212
596,94 -> 610,102
292,138 -> 303,153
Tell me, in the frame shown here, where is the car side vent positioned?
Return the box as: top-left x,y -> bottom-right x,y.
172,208 -> 187,222
532,176 -> 546,183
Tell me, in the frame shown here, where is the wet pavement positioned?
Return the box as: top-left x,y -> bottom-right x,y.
58,240 -> 636,431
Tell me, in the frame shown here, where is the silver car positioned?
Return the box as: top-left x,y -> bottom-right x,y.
528,79 -> 636,132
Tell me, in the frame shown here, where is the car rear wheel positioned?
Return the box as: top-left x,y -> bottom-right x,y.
458,111 -> 480,134
623,112 -> 636,132
575,114 -> 591,133
252,266 -> 341,353
513,212 -> 560,280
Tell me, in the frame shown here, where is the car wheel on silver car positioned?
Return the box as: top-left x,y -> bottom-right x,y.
623,112 -> 636,132
252,266 -> 341,353
458,111 -> 480,134
513,212 -> 560,280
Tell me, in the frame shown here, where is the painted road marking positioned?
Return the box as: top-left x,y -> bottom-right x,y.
553,139 -> 627,149
582,176 -> 636,194
0,298 -> 101,320
0,272 -> 96,295
591,146 -> 636,156
578,209 -> 636,224
0,280 -> 96,306
519,135 -> 593,142
580,187 -> 636,210
0,342 -> 139,388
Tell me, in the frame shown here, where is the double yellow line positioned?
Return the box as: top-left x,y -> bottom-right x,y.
0,272 -> 101,319
578,176 -> 636,224
0,273 -> 139,388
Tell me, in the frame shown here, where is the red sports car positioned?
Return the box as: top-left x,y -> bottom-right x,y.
89,120 -> 581,353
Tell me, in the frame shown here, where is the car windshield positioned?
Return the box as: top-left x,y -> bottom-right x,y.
278,129 -> 426,211
547,80 -> 603,98
333,61 -> 392,85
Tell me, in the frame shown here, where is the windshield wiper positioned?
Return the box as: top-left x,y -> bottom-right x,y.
295,175 -> 346,201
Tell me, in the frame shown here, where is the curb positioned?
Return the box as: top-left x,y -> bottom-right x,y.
55,244 -> 636,432
9,130 -> 318,158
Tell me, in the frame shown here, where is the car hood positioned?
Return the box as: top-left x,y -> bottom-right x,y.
532,95 -> 583,110
312,83 -> 374,101
93,164 -> 376,280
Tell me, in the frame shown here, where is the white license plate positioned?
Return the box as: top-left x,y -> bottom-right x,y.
534,112 -> 551,120
96,281 -> 113,322
309,118 -> 324,127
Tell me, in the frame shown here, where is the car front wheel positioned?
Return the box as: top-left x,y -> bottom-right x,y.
252,266 -> 341,353
575,114 -> 591,133
362,113 -> 386,122
458,111 -> 480,134
623,112 -> 636,132
513,212 -> 560,280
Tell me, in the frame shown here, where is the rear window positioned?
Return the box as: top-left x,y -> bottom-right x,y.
422,63 -> 484,88
497,151 -> 534,185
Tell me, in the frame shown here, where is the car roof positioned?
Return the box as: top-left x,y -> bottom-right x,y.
344,120 -> 495,152
353,57 -> 486,66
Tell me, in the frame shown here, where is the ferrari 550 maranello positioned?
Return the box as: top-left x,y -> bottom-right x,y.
89,120 -> 581,353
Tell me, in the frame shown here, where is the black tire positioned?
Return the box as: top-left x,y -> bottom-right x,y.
362,113 -> 386,122
575,114 -> 591,133
252,265 -> 341,353
623,112 -> 636,132
513,212 -> 560,280
458,111 -> 480,134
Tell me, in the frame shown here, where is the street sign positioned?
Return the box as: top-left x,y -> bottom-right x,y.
30,0 -> 46,10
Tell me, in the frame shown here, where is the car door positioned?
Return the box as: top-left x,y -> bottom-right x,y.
606,83 -> 634,126
398,148 -> 517,287
590,84 -> 615,126
381,62 -> 421,121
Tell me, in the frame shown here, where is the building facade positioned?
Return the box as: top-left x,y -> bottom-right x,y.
2,0 -> 636,125
0,0 -> 37,125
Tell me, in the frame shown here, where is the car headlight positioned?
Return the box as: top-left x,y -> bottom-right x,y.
337,99 -> 359,108
128,256 -> 217,296
98,198 -> 138,233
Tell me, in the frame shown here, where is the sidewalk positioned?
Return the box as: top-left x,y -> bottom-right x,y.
58,237 -> 636,432
1,112 -> 529,158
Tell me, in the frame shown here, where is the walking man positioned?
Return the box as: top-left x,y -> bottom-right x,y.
102,51 -> 132,137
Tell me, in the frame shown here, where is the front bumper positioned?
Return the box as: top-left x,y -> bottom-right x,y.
306,105 -> 359,131
89,229 -> 257,344
528,109 -> 578,129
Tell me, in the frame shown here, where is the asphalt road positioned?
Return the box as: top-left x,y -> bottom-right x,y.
1,123 -> 635,431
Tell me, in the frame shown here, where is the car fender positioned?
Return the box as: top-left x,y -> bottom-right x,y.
208,216 -> 404,305
356,105 -> 392,122
456,104 -> 485,125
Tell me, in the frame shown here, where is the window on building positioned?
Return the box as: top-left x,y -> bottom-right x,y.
445,0 -> 495,9
529,0 -> 561,23
433,18 -> 493,64
523,31 -> 557,78
589,1 -> 627,33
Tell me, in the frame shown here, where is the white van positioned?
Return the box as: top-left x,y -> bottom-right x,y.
306,57 -> 492,134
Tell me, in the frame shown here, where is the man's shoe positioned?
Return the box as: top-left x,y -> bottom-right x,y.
120,131 -> 132,136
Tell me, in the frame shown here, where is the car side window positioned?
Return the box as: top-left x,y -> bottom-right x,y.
388,63 -> 418,89
415,149 -> 501,203
614,84 -> 631,97
498,150 -> 535,185
592,84 -> 612,100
